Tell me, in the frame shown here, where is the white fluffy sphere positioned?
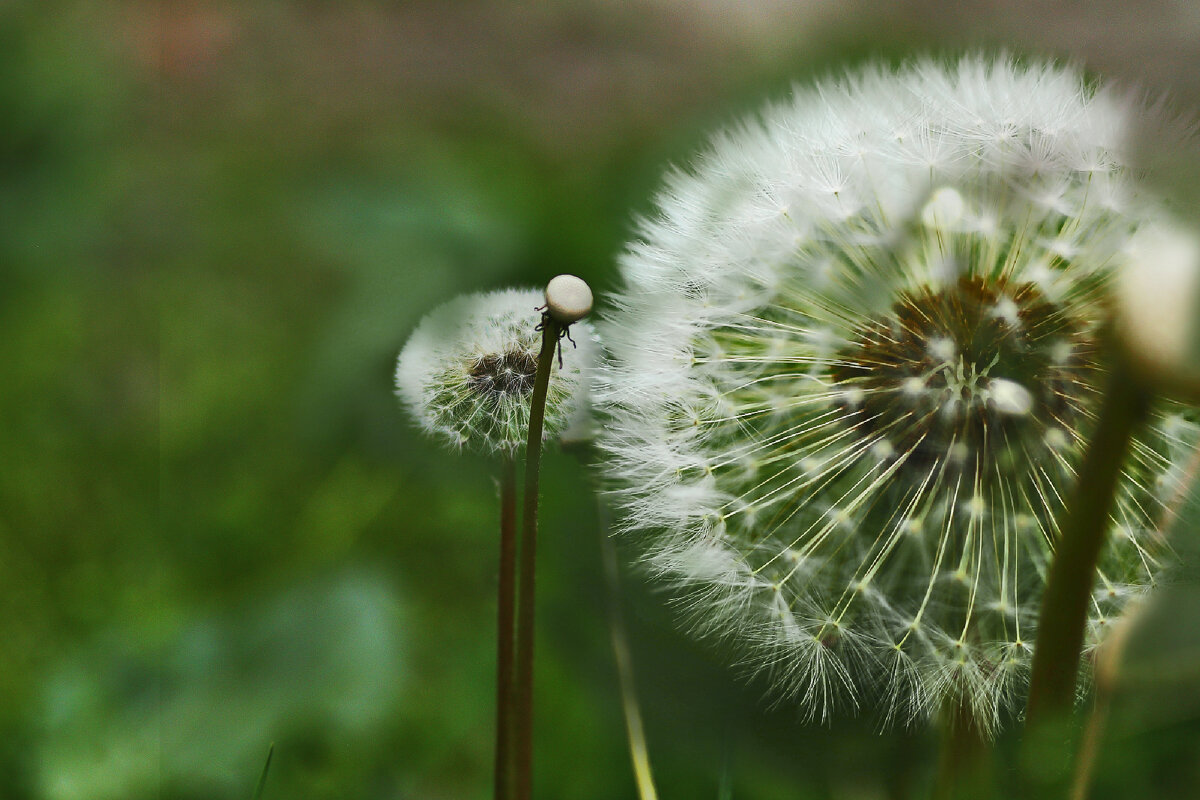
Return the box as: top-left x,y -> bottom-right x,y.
597,56 -> 1199,733
396,288 -> 597,454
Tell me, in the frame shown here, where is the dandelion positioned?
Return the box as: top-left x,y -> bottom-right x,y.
395,287 -> 596,454
395,283 -> 596,800
597,56 -> 1200,734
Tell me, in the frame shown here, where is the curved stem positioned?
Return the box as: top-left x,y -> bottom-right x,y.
1026,360 -> 1150,722
514,316 -> 560,800
494,454 -> 518,800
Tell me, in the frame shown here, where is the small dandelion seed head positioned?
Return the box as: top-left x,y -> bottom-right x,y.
597,55 -> 1199,734
396,288 -> 597,454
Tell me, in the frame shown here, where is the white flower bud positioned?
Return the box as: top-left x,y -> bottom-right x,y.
544,274 -> 593,325
1116,221 -> 1200,399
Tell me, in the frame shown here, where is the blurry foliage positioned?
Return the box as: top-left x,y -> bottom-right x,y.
38,573 -> 403,800
2,1 -> 1200,798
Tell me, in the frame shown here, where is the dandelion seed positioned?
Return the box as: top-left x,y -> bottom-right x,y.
395,282 -> 597,800
597,56 -> 1199,734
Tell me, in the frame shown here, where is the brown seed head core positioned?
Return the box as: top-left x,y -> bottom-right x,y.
468,350 -> 539,397
830,276 -> 1098,474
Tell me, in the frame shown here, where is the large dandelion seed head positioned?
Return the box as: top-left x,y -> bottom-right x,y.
597,56 -> 1200,733
396,288 -> 597,454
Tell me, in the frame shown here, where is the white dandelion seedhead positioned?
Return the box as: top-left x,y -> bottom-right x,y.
597,56 -> 1200,734
1116,220 -> 1200,398
396,288 -> 597,454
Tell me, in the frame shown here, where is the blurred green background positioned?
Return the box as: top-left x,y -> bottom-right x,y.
5,1 -> 1200,798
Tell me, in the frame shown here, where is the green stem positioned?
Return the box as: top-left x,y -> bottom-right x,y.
1026,360 -> 1150,722
933,696 -> 990,800
1069,694 -> 1110,800
1069,601 -> 1139,800
494,454 -> 518,800
252,742 -> 275,800
600,508 -> 659,800
514,316 -> 560,800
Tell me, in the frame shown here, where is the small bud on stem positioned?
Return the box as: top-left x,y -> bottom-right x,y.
1116,221 -> 1200,401
545,274 -> 594,325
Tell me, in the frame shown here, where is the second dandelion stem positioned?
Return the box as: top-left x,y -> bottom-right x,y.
600,508 -> 659,800
1026,358 -> 1151,722
495,454 -> 518,800
514,315 -> 560,800
934,696 -> 990,800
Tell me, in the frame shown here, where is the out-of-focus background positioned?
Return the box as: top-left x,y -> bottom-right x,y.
6,1 -> 1200,798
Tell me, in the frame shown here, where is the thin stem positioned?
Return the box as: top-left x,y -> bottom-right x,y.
600,512 -> 659,800
1069,602 -> 1140,800
1069,696 -> 1109,800
252,742 -> 275,800
514,316 -> 560,800
494,454 -> 518,800
933,695 -> 990,800
1026,359 -> 1151,722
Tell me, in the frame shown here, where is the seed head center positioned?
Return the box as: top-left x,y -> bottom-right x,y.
831,276 -> 1094,471
468,349 -> 538,397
